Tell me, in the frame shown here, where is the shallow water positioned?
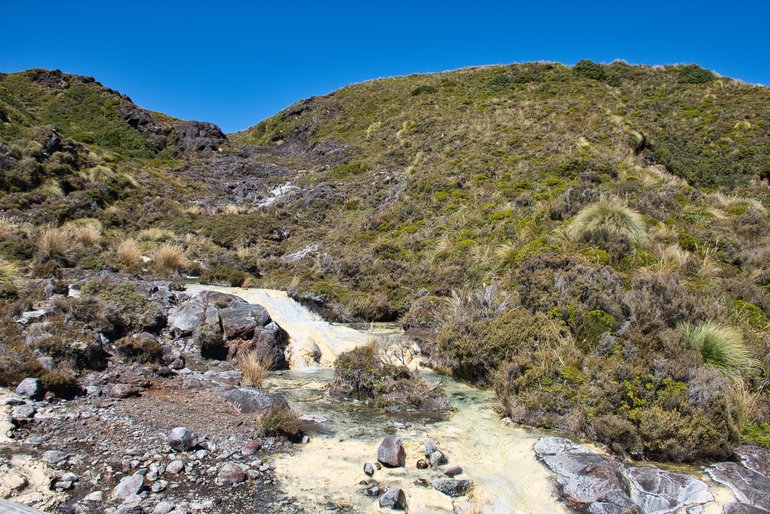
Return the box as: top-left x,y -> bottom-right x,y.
185,285 -> 735,513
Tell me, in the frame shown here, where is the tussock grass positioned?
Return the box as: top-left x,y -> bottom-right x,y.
137,228 -> 173,242
114,238 -> 142,270
0,258 -> 21,297
155,244 -> 189,273
37,227 -> 73,261
238,350 -> 273,387
680,321 -> 757,379
566,198 -> 647,246
71,225 -> 101,247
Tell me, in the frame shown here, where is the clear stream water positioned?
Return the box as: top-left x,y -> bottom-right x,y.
186,285 -> 734,513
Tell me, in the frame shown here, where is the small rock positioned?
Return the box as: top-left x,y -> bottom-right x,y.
377,436 -> 406,468
379,488 -> 407,510
241,440 -> 261,456
424,439 -> 437,457
83,491 -> 103,502
152,501 -> 175,514
429,450 -> 448,467
166,459 -> 185,475
112,472 -> 145,500
216,462 -> 246,485
11,404 -> 36,422
43,450 -> 70,466
366,484 -> 385,497
444,465 -> 463,477
151,480 -> 168,493
433,479 -> 473,497
109,384 -> 142,399
15,377 -> 45,400
167,427 -> 195,452
364,462 -> 375,477
416,459 -> 429,470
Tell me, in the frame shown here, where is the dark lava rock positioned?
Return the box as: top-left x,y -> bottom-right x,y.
736,445 -> 770,478
377,436 -> 406,468
167,426 -> 195,452
219,387 -> 289,414
444,465 -> 463,477
15,377 -> 45,400
363,462 -> 375,477
216,462 -> 246,485
167,301 -> 206,336
432,479 -> 473,497
424,439 -> 436,457
416,459 -> 429,470
379,487 -> 407,510
219,302 -> 271,340
723,503 -> 768,514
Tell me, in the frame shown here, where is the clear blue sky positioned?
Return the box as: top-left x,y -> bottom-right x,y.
3,1 -> 768,133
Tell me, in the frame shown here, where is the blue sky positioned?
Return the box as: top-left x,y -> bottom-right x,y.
3,1 -> 768,133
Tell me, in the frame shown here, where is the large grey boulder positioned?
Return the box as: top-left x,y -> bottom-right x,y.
167,301 -> 205,335
736,445 -> 770,478
707,461 -> 770,512
627,466 -> 713,513
377,436 -> 406,468
167,426 -> 195,452
379,488 -> 407,510
219,302 -> 270,340
535,437 -> 638,512
219,387 -> 289,414
15,378 -> 45,400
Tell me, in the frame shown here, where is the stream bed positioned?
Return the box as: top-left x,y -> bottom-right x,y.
186,285 -> 735,513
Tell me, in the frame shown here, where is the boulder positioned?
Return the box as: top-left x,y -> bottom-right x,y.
219,302 -> 270,340
534,437 -> 637,512
377,436 -> 406,468
379,488 -> 407,510
723,503 -> 768,514
167,426 -> 195,452
216,462 -> 246,485
736,445 -> 770,478
444,465 -> 463,477
219,387 -> 289,414
167,301 -> 206,336
112,472 -> 145,500
432,479 -> 473,497
109,384 -> 142,399
627,466 -> 713,513
11,404 -> 36,422
15,377 -> 45,400
42,450 -> 70,466
707,461 -> 770,512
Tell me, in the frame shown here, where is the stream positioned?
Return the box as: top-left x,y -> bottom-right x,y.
185,285 -> 735,513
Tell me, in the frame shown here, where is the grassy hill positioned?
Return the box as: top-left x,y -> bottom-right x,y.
1,61 -> 769,461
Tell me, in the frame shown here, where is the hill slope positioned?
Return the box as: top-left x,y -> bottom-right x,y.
1,62 -> 769,462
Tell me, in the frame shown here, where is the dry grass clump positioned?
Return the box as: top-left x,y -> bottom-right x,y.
566,198 -> 647,246
114,238 -> 142,270
37,227 -> 73,261
238,350 -> 273,387
0,258 -> 21,298
680,322 -> 758,379
155,244 -> 190,274
71,225 -> 102,247
137,228 -> 174,242
0,216 -> 26,239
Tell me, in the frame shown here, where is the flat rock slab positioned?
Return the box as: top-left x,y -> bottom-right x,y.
707,461 -> 770,512
535,437 -> 714,514
219,387 -> 289,414
219,302 -> 271,339
432,479 -> 473,497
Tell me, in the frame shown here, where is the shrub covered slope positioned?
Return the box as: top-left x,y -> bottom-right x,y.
1,61 -> 769,461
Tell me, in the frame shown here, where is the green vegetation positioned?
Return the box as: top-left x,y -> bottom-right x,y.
566,199 -> 646,247
681,322 -> 757,379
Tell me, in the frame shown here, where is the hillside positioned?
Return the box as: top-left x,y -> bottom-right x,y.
1,61 -> 769,468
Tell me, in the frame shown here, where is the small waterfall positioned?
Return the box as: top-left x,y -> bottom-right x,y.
185,284 -> 375,368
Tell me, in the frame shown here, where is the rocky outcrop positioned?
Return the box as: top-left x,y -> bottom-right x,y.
219,387 -> 290,415
534,437 -> 714,514
707,449 -> 770,512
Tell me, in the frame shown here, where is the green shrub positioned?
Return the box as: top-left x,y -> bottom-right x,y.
200,266 -> 247,287
114,334 -> 163,363
411,85 -> 437,96
677,64 -> 717,84
193,323 -> 227,360
40,371 -> 81,399
680,322 -> 757,379
742,421 -> 770,448
566,199 -> 646,246
259,407 -> 302,437
574,60 -> 607,81
0,259 -> 21,298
